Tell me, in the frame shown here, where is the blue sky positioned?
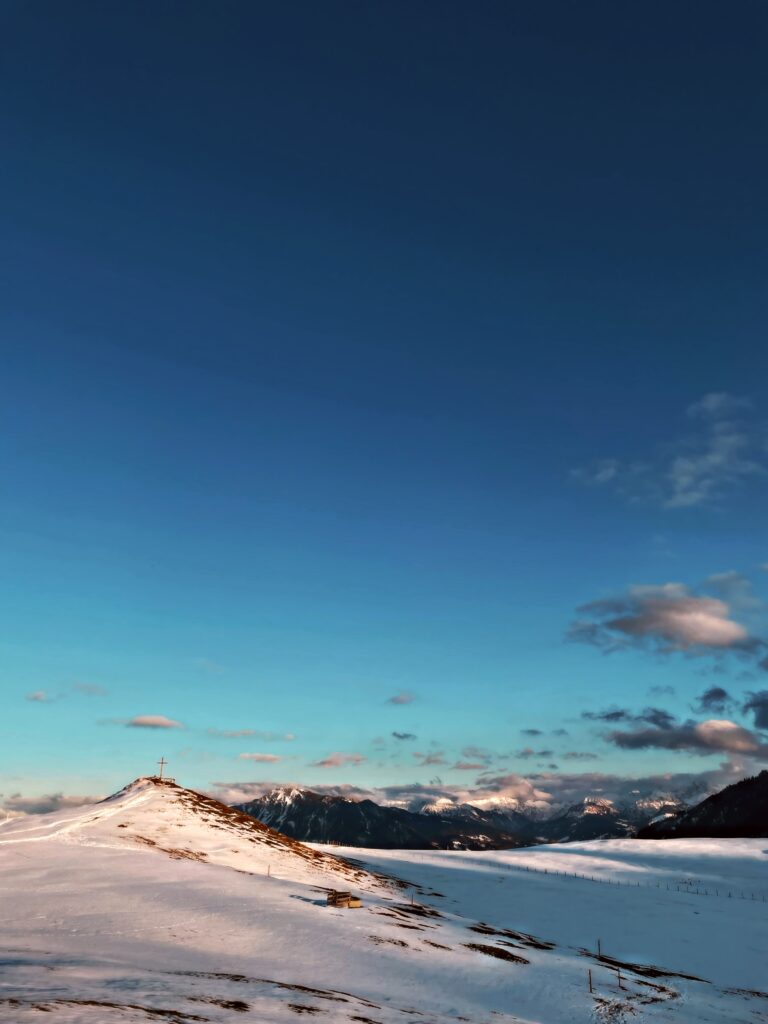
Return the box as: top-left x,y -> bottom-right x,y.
2,2 -> 768,812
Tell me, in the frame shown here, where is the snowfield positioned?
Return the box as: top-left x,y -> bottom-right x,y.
1,778 -> 766,1023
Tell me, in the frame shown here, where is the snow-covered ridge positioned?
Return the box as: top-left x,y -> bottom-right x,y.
0,775 -> 374,887
1,776 -> 766,1023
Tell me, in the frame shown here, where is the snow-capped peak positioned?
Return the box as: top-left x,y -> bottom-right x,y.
580,796 -> 616,815
417,797 -> 461,815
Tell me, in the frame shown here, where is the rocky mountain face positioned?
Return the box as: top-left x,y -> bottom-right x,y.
637,771 -> 768,839
529,796 -> 686,843
235,788 -> 686,849
235,787 -> 534,850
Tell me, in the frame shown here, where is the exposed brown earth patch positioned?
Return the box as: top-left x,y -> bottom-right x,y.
133,835 -> 208,862
4,999 -> 210,1022
468,922 -> 555,950
188,996 -> 250,1011
166,971 -> 382,1009
725,986 -> 768,999
584,951 -> 707,982
463,943 -> 529,965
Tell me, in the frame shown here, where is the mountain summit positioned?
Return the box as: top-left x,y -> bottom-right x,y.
0,776 -> 371,887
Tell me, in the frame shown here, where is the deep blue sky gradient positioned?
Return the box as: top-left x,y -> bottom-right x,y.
1,2 -> 767,800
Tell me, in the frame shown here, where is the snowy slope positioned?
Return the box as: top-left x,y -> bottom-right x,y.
1,778 -> 767,1024
0,777 -> 375,885
332,839 -> 768,993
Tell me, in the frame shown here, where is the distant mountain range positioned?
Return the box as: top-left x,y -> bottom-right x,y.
235,787 -> 685,849
530,795 -> 685,844
637,770 -> 768,839
235,787 -> 531,850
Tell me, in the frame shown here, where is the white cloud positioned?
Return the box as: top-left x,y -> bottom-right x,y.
1,792 -> 101,816
126,715 -> 185,729
569,581 -> 763,660
694,719 -> 760,753
238,752 -> 282,763
609,717 -> 768,757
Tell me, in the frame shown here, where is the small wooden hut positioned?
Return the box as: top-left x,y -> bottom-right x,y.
326,890 -> 363,909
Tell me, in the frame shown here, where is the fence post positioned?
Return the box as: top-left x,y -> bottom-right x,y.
588,969 -> 593,994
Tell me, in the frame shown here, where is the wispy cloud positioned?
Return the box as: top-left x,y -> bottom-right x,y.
208,728 -> 295,741
572,393 -> 766,508
686,393 -> 752,419
461,745 -> 494,764
310,752 -> 366,768
513,747 -> 554,760
583,707 -> 633,723
571,458 -> 620,486
392,731 -> 416,741
386,692 -> 415,705
413,750 -> 447,766
30,683 -> 108,702
649,684 -> 676,697
238,752 -> 282,763
195,658 -> 225,674
73,682 -> 108,696
583,706 -> 675,728
25,690 -> 58,703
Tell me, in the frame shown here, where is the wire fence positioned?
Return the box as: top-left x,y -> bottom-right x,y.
509,860 -> 768,903
320,842 -> 768,905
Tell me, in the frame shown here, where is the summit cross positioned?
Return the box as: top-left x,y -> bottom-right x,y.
156,757 -> 167,780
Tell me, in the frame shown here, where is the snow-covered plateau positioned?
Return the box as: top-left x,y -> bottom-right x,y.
1,777 -> 766,1023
